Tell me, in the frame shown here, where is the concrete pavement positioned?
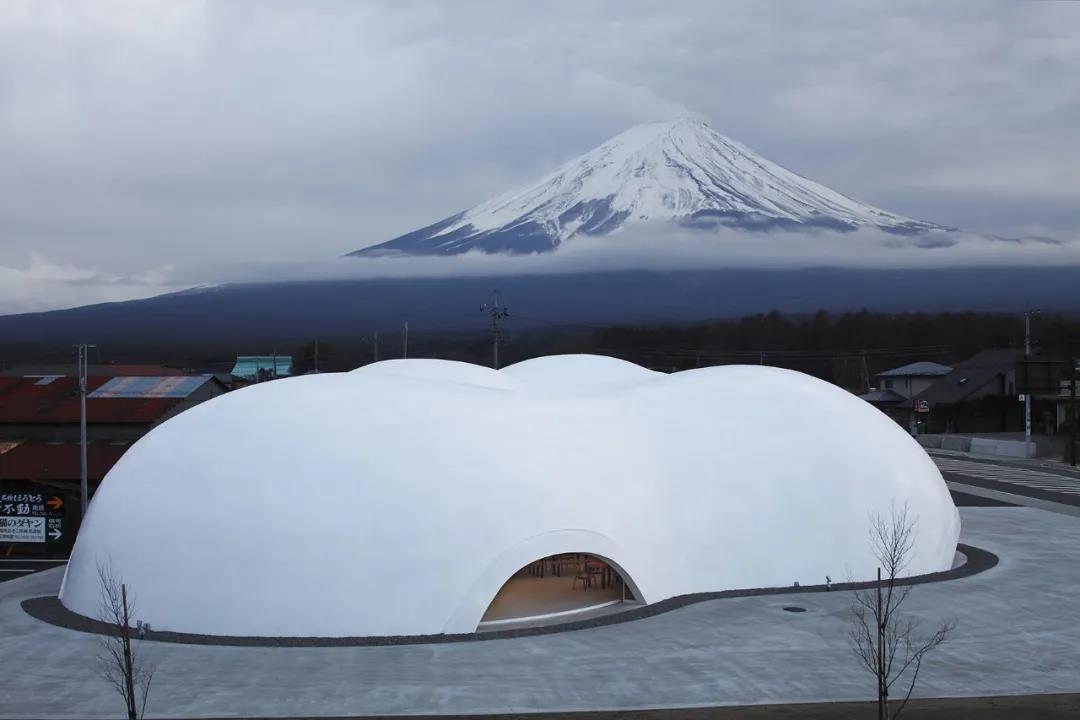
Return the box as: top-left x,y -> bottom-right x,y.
0,558 -> 65,585
1,506 -> 1079,718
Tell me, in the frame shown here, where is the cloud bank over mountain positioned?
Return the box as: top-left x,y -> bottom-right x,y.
4,226 -> 1075,315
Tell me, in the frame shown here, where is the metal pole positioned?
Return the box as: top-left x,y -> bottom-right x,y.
1071,357 -> 1077,467
492,292 -> 500,370
1025,312 -> 1032,457
78,344 -> 89,518
481,292 -> 508,370
402,322 -> 408,359
1021,310 -> 1041,455
373,331 -> 379,362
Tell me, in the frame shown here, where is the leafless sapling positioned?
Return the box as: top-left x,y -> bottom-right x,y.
96,562 -> 155,720
848,504 -> 956,720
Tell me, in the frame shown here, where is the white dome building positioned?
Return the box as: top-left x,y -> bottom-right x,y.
60,355 -> 960,638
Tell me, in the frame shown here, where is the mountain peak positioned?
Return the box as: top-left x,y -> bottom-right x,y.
351,118 -> 947,256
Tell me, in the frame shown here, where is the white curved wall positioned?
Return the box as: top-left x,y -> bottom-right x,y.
60,355 -> 960,637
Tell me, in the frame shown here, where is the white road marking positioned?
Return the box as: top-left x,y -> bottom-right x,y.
935,457 -> 1080,496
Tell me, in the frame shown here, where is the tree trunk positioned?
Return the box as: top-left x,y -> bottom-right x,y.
877,567 -> 885,720
121,584 -> 137,720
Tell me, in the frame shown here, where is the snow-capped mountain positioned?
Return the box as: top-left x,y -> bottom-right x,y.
351,117 -> 948,256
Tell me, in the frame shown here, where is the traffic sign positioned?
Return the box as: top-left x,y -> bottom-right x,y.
914,399 -> 930,413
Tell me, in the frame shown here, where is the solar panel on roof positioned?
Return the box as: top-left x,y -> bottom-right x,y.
89,375 -> 209,398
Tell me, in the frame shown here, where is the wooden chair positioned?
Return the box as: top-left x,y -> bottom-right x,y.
572,562 -> 591,591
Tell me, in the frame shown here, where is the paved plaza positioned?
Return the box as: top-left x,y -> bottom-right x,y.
2,506 -> 1078,718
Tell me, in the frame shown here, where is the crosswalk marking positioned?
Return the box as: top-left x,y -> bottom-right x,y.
934,457 -> 1080,496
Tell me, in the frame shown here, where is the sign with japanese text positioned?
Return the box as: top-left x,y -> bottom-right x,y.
0,492 -> 64,544
0,516 -> 45,543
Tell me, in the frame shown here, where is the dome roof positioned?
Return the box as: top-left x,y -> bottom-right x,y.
59,355 -> 959,637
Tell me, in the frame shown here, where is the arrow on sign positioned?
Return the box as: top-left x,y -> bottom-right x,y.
49,528 -> 62,540
47,496 -> 63,511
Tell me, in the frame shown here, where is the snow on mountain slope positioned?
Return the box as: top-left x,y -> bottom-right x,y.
351,117 -> 949,256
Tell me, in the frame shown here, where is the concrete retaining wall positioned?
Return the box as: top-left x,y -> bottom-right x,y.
969,437 -> 1036,459
916,435 -> 943,450
917,434 -> 1035,458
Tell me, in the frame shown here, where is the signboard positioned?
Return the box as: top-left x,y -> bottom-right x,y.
914,399 -> 930,413
0,516 -> 44,543
0,492 -> 64,544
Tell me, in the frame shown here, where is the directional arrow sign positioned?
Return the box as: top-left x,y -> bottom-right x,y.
46,496 -> 63,511
48,527 -> 62,541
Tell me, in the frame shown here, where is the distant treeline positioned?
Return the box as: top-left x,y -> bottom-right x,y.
5,310 -> 1079,391
285,310 -> 1080,392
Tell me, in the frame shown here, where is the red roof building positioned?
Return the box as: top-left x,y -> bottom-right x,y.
0,374 -> 227,553
0,374 -> 225,440
0,440 -> 129,483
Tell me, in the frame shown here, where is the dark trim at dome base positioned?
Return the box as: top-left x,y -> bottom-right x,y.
22,543 -> 996,648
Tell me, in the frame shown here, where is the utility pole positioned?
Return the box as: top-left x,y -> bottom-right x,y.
481,292 -> 509,369
402,322 -> 409,359
313,340 -> 319,373
75,343 -> 96,518
860,349 -> 871,393
1024,310 -> 1039,458
1070,357 -> 1077,467
373,331 -> 379,363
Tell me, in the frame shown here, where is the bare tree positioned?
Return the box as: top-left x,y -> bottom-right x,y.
848,504 -> 955,720
97,562 -> 155,720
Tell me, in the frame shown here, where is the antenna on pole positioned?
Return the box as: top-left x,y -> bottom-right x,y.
481,292 -> 509,369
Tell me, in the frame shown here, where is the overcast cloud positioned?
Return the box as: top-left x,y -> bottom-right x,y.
2,1 -> 1079,313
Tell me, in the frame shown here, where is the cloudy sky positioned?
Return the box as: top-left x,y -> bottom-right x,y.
2,1 -> 1079,313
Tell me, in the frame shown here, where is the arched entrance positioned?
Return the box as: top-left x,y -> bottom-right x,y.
478,553 -> 639,629
441,529 -> 649,634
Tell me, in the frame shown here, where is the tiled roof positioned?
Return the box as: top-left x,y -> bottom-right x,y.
877,361 -> 953,378
917,348 -> 1024,406
858,388 -> 908,405
3,364 -> 187,377
0,375 -> 215,424
0,439 -> 129,481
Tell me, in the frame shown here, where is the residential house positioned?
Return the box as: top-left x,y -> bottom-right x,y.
859,361 -> 953,433
918,348 -> 1026,434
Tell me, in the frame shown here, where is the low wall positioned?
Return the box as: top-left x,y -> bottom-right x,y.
917,434 -> 1035,458
969,437 -> 1036,458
